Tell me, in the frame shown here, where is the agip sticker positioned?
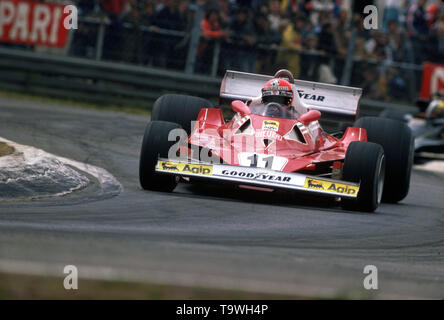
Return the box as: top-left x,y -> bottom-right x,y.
304,178 -> 359,196
156,161 -> 213,176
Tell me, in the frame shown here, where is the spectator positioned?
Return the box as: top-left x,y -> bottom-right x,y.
173,0 -> 192,69
333,9 -> 349,57
150,0 -> 189,68
386,68 -> 408,100
407,0 -> 429,65
360,66 -> 386,100
309,0 -> 337,27
200,9 -> 228,40
297,0 -> 313,16
365,31 -> 389,62
258,2 -> 270,16
76,0 -> 101,16
332,9 -> 349,81
427,13 -> 444,63
255,13 -> 282,74
426,0 -> 444,28
217,0 -> 231,28
280,0 -> 305,16
354,36 -> 368,60
353,12 -> 371,41
140,2 -> 156,65
311,10 -> 330,35
383,0 -> 403,31
196,9 -> 229,74
100,0 -> 127,61
121,0 -> 144,64
300,33 -> 321,81
227,7 -> 257,73
268,0 -> 282,32
386,20 -> 410,63
317,21 -> 337,83
277,14 -> 305,77
250,0 -> 264,13
70,0 -> 102,58
100,0 -> 127,16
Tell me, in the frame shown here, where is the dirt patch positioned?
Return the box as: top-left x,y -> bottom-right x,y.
0,142 -> 14,157
0,272 -> 305,300
0,90 -> 151,116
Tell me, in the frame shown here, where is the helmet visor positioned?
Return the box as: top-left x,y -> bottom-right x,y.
262,94 -> 292,105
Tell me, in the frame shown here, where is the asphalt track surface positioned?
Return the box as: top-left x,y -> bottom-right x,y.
0,97 -> 443,299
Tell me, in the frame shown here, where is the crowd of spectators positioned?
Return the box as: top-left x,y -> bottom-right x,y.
51,0 -> 444,101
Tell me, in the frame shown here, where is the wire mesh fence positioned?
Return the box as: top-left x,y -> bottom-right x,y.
1,0 -> 442,106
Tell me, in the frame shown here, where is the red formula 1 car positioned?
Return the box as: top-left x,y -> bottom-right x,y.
139,70 -> 413,212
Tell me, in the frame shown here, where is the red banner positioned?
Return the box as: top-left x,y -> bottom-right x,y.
420,62 -> 444,100
0,0 -> 70,47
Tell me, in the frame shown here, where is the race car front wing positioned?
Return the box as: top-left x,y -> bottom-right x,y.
155,159 -> 360,198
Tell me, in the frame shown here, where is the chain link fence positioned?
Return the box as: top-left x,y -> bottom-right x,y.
1,1 -> 440,106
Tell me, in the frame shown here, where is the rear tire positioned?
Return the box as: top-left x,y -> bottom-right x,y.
341,142 -> 385,212
354,116 -> 413,203
151,94 -> 213,134
139,121 -> 182,192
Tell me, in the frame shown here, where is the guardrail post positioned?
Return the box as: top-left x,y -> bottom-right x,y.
185,3 -> 203,74
340,28 -> 356,86
64,28 -> 74,56
211,40 -> 221,77
408,69 -> 417,102
95,19 -> 106,61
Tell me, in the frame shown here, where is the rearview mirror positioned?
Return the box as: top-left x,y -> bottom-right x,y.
299,110 -> 321,125
231,100 -> 251,116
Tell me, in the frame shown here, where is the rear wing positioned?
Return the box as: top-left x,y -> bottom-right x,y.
220,70 -> 363,122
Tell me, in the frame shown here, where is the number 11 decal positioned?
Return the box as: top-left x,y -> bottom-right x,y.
263,156 -> 274,169
247,154 -> 274,169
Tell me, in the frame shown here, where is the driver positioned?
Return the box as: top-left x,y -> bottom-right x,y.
247,77 -> 308,115
425,93 -> 444,119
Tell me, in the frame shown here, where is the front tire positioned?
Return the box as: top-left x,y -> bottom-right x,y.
354,117 -> 413,203
341,141 -> 385,212
139,121 -> 182,192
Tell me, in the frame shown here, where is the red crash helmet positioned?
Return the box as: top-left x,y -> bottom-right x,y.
261,78 -> 294,106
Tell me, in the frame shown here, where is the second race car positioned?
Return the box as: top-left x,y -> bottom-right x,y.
379,92 -> 444,163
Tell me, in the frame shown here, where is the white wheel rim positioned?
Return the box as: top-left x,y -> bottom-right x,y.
377,155 -> 385,204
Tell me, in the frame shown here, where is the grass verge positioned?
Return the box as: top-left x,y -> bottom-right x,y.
0,272 -> 305,300
0,142 -> 14,157
0,90 -> 151,116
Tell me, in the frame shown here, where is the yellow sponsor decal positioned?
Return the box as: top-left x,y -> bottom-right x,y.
262,120 -> 279,131
304,178 -> 359,196
156,161 -> 213,176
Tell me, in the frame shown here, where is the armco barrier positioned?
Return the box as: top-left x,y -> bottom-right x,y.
0,47 -> 221,107
0,47 -> 417,117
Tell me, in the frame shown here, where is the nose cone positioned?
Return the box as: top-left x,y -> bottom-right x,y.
231,115 -> 316,157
